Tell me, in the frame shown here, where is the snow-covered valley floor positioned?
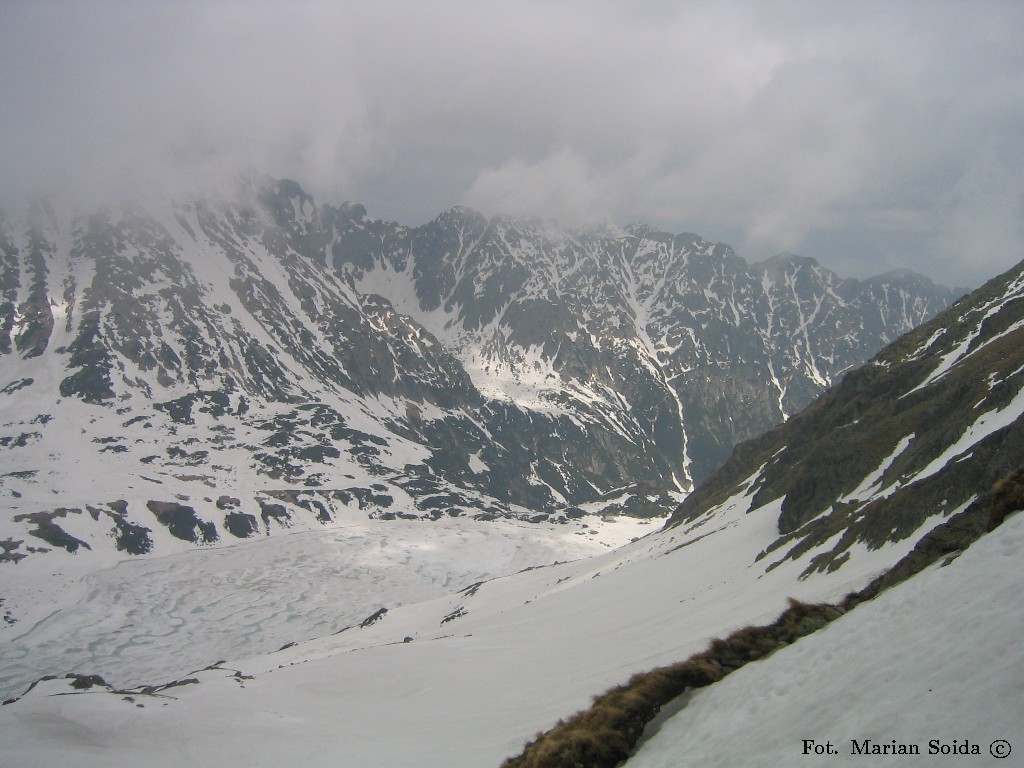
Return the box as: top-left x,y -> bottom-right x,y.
0,513 -> 653,704
2,481 -> 1004,768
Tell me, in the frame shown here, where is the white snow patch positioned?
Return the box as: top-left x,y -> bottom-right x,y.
912,386 -> 1024,484
630,511 -> 1024,768
840,434 -> 915,503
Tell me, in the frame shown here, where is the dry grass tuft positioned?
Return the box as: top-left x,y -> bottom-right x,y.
988,467 -> 1024,531
500,601 -> 848,768
502,658 -> 722,768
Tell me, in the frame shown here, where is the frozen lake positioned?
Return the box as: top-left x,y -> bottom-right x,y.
0,514 -> 648,701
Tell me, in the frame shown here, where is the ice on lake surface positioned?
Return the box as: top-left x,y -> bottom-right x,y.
0,514 -> 640,701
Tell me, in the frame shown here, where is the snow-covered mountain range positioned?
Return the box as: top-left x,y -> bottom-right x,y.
0,246 -> 1020,766
0,176 -> 955,570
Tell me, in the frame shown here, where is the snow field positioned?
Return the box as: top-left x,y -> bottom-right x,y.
0,475 -> 928,768
630,510 -> 1024,767
0,513 -> 648,703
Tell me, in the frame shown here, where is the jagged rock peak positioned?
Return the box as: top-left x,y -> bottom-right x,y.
432,205 -> 488,228
762,251 -> 822,269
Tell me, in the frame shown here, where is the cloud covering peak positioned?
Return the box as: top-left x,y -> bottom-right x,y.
2,0 -> 1022,287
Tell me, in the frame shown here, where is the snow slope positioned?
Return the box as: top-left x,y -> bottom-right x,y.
0,468 -> 944,768
630,510 -> 1024,767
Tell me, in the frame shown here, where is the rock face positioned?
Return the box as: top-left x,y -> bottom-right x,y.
330,209 -> 956,483
668,257 -> 1024,574
0,177 -> 957,563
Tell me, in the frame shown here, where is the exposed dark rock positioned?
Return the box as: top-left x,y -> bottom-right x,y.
0,378 -> 33,395
0,432 -> 40,449
0,538 -> 26,563
224,511 -> 259,538
146,501 -> 218,544
101,506 -> 154,555
67,674 -> 108,690
155,391 -> 232,425
257,500 -> 290,530
11,509 -> 90,553
360,607 -> 388,627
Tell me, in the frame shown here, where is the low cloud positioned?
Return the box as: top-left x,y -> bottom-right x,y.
1,1 -> 1022,287
462,150 -> 616,227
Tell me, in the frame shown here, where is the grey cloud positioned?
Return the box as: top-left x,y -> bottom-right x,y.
2,0 -> 1022,288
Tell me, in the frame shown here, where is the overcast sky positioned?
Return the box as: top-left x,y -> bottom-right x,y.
2,1 -> 1023,288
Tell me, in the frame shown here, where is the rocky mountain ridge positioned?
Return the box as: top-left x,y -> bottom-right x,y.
331,200 -> 957,482
669,256 -> 1024,574
0,178 -> 957,574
